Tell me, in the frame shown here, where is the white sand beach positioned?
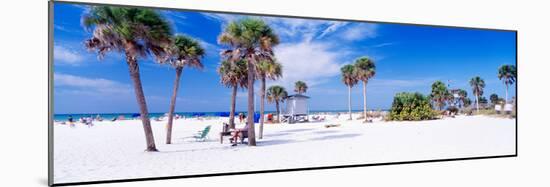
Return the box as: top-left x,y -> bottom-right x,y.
53,114 -> 515,183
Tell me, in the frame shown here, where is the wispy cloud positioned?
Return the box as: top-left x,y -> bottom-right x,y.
371,42 -> 396,48
54,45 -> 84,66
340,23 -> 378,41
54,73 -> 131,95
318,21 -> 349,39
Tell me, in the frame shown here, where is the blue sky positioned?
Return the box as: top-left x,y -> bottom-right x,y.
53,3 -> 516,114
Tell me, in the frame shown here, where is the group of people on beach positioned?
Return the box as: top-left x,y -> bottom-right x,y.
65,115 -> 103,128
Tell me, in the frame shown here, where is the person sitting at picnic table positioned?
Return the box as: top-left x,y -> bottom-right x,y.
231,123 -> 249,146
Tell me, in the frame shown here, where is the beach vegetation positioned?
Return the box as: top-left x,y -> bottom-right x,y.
218,18 -> 280,146
82,6 -> 173,151
469,76 -> 486,113
164,35 -> 205,144
388,92 -> 437,121
257,60 -> 283,139
267,85 -> 288,123
294,81 -> 308,94
498,65 -> 517,104
430,81 -> 451,111
341,64 -> 359,120
218,60 -> 249,128
354,57 -> 376,122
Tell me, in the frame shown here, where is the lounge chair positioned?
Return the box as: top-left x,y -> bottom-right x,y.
192,125 -> 211,142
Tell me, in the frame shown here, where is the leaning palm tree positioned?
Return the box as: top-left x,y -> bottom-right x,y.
498,65 -> 517,103
218,18 -> 280,146
257,60 -> 283,139
82,6 -> 172,151
341,64 -> 358,120
164,35 -> 205,144
294,81 -> 308,94
469,76 -> 486,112
430,81 -> 450,110
267,85 -> 288,122
354,57 -> 376,122
218,60 -> 248,129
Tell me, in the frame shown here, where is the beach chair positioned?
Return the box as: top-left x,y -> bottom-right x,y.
193,125 -> 211,142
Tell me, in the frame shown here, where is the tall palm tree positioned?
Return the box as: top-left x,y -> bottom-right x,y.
354,57 -> 376,122
218,60 -> 249,129
82,6 -> 172,152
341,64 -> 358,120
430,81 -> 450,110
267,85 -> 288,122
218,18 -> 280,146
257,60 -> 283,139
164,35 -> 205,144
469,76 -> 486,112
294,81 -> 308,94
498,65 -> 517,103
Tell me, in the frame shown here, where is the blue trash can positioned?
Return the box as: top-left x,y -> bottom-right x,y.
253,113 -> 261,123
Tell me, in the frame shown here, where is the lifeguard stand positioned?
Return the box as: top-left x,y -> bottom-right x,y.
283,94 -> 310,124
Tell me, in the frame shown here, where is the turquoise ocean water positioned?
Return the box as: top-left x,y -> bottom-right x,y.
53,109 -> 387,121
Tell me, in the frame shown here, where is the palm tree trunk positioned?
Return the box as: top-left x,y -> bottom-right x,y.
246,57 -> 256,146
505,84 -> 509,104
362,81 -> 367,122
126,56 -> 157,152
348,85 -> 352,120
259,77 -> 266,139
229,86 -> 237,129
475,94 -> 479,112
275,101 -> 280,122
165,67 -> 183,144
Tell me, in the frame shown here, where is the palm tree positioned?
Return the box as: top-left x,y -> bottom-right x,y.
490,93 -> 499,106
294,81 -> 308,94
463,98 -> 472,108
354,57 -> 376,122
82,6 -> 172,152
469,76 -> 486,112
267,85 -> 288,122
257,60 -> 283,139
457,89 -> 468,108
341,64 -> 358,120
430,81 -> 450,110
218,18 -> 280,146
164,35 -> 205,144
218,60 -> 249,129
498,65 -> 517,103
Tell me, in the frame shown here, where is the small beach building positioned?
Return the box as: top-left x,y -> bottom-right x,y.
284,94 -> 310,123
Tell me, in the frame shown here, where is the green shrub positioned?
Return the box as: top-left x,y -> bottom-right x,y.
388,92 -> 437,121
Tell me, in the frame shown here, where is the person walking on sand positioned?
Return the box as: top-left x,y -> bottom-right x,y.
68,115 -> 75,128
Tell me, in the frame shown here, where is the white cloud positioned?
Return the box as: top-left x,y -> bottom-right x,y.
271,41 -> 344,91
54,45 -> 83,65
54,73 -> 131,95
340,23 -> 378,41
